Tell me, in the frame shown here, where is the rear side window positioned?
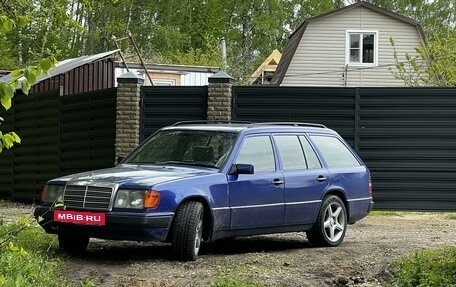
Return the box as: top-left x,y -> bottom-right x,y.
274,135 -> 307,170
236,136 -> 275,172
310,135 -> 361,168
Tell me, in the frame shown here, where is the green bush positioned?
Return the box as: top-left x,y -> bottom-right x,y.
389,247 -> 456,287
0,217 -> 69,287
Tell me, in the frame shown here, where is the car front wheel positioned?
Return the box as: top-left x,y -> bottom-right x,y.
306,195 -> 347,247
171,201 -> 204,261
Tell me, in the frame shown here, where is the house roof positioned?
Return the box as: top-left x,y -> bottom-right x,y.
115,62 -> 220,74
271,1 -> 425,85
249,49 -> 282,84
0,50 -> 119,84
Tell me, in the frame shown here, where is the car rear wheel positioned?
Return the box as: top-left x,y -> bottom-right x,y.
172,201 -> 204,261
306,195 -> 347,247
58,233 -> 90,254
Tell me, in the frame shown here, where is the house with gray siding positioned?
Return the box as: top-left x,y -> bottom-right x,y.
272,1 -> 425,87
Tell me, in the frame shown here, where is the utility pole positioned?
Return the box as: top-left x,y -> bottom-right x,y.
220,38 -> 228,71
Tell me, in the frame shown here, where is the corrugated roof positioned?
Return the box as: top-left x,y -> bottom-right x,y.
115,62 -> 220,73
0,50 -> 119,84
271,1 -> 425,85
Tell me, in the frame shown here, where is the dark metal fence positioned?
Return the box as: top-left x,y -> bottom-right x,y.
233,86 -> 456,211
2,84 -> 456,210
60,89 -> 117,175
140,86 -> 208,140
0,88 -> 117,201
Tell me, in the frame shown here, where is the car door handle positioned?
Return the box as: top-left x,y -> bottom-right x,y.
316,175 -> 327,182
272,179 -> 284,185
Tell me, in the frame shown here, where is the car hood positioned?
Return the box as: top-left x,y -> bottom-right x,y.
49,164 -> 217,188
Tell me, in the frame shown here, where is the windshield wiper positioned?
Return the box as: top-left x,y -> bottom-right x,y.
152,161 -> 218,168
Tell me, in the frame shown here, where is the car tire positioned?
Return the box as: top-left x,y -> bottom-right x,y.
306,195 -> 347,247
172,201 -> 204,261
58,233 -> 90,254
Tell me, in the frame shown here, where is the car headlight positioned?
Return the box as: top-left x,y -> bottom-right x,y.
114,189 -> 160,209
41,184 -> 64,203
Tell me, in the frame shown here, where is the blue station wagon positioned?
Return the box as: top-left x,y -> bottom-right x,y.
34,121 -> 373,261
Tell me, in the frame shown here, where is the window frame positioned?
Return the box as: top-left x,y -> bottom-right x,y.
345,30 -> 378,67
152,79 -> 176,86
309,135 -> 362,168
273,134 -> 308,171
234,135 -> 277,173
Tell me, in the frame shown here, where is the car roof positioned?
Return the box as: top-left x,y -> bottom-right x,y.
162,121 -> 337,134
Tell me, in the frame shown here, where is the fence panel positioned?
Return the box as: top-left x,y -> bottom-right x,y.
12,91 -> 60,201
233,86 -> 456,211
140,86 -> 208,140
359,88 -> 456,210
233,86 -> 357,146
60,88 -> 117,175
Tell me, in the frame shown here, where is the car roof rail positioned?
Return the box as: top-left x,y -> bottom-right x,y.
171,120 -> 252,126
247,122 -> 327,128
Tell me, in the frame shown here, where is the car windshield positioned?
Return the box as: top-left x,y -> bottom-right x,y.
124,129 -> 238,169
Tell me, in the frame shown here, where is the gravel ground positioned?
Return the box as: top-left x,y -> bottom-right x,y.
1,200 -> 455,287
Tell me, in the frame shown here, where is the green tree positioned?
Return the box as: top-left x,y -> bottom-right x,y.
225,0 -> 343,83
370,0 -> 456,37
0,13 -> 56,153
1,0 -> 80,68
390,32 -> 456,87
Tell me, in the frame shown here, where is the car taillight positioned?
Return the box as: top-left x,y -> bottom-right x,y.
369,175 -> 373,196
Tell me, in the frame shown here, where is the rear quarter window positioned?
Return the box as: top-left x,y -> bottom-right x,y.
310,135 -> 361,168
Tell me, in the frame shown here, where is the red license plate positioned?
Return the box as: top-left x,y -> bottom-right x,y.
54,210 -> 106,226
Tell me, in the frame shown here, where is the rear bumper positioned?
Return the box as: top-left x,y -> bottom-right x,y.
34,206 -> 173,241
367,201 -> 374,213
347,197 -> 374,224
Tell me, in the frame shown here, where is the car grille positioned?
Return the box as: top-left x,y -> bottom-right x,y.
63,185 -> 113,211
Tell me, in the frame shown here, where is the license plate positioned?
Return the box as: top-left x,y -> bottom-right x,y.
54,210 -> 106,226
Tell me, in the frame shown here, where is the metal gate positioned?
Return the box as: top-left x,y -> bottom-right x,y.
140,86 -> 208,140
233,86 -> 456,211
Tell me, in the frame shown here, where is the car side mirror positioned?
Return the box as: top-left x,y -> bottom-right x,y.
229,164 -> 254,175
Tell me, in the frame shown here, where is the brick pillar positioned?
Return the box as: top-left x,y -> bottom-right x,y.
115,72 -> 144,164
207,71 -> 234,121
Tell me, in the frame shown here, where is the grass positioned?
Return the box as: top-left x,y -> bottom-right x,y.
0,216 -> 96,287
212,278 -> 263,287
369,211 -> 456,220
388,247 -> 456,287
369,210 -> 406,217
211,257 -> 293,287
211,263 -> 267,287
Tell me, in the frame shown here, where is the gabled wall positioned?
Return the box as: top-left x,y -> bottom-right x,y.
281,6 -> 422,87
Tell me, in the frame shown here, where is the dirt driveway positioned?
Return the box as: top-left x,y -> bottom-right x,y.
1,201 -> 455,287
65,212 -> 456,287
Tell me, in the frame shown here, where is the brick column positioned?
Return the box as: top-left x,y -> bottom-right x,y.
115,72 -> 144,164
207,71 -> 234,121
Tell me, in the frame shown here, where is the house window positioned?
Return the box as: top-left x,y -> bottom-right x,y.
346,31 -> 378,66
152,79 -> 176,86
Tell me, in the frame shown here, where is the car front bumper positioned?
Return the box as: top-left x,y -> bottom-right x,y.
34,206 -> 173,241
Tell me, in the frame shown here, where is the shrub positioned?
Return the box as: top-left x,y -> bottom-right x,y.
0,216 -> 68,287
389,247 -> 456,287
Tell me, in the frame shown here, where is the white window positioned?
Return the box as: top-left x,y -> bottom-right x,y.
152,79 -> 176,86
346,30 -> 378,66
